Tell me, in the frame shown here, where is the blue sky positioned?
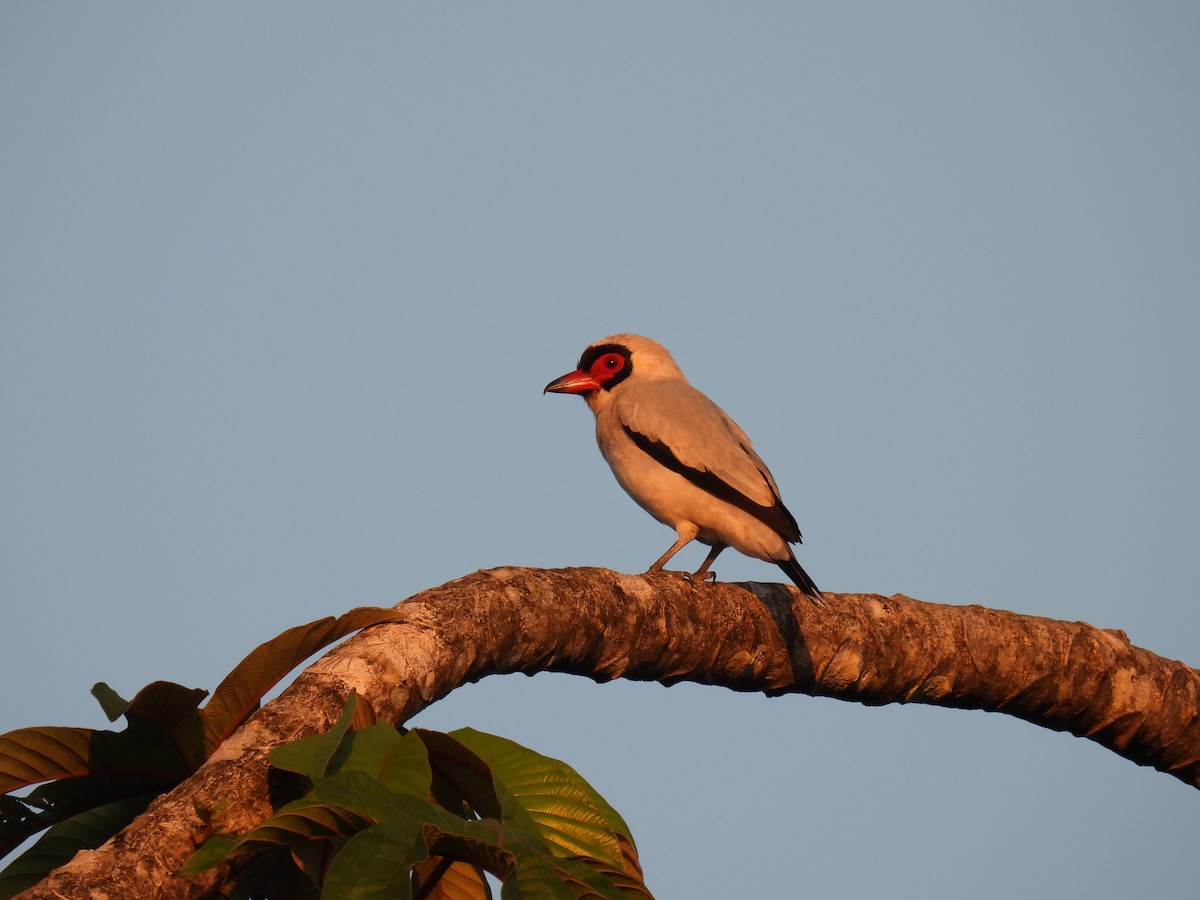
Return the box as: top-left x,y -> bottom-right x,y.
3,5 -> 1198,896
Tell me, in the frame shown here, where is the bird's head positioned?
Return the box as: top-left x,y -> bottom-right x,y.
544,334 -> 687,411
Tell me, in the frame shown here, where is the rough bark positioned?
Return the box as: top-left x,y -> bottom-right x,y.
17,566 -> 1200,898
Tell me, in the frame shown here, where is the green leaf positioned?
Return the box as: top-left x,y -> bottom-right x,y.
421,818 -> 524,882
234,800 -> 375,856
321,822 -> 430,899
270,692 -> 361,780
0,797 -> 36,856
201,607 -> 407,756
450,730 -> 633,873
182,799 -> 374,875
0,795 -> 153,898
414,731 -> 650,894
571,855 -> 653,900
187,722 -> 647,900
310,771 -> 475,837
545,855 -> 647,900
179,834 -> 237,874
270,692 -> 432,795
312,779 -> 526,894
0,774 -> 163,858
186,770 -> 450,876
286,840 -> 335,895
596,834 -> 648,896
327,726 -> 432,799
416,730 -> 505,822
227,844 -> 322,900
495,846 -> 577,900
90,683 -> 129,722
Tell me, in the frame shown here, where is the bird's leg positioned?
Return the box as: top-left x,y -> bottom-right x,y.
645,524 -> 699,574
687,543 -> 726,583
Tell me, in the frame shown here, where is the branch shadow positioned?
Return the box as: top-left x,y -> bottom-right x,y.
738,582 -> 816,692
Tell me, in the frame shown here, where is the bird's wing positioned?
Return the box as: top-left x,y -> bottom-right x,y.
616,380 -> 802,541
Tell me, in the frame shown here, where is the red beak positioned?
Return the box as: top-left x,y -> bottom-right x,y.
544,369 -> 601,394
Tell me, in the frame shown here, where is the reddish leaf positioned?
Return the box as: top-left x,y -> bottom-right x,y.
0,728 -> 93,793
201,607 -> 407,753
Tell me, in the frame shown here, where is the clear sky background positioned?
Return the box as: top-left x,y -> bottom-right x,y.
3,5 -> 1197,897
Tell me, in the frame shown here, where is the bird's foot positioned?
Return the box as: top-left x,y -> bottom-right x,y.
685,569 -> 717,584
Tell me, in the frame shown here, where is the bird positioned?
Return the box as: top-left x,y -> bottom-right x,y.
544,333 -> 825,604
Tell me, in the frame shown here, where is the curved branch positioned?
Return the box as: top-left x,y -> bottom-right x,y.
18,567 -> 1200,898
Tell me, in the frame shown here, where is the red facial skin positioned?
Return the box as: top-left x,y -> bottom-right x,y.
544,351 -> 626,395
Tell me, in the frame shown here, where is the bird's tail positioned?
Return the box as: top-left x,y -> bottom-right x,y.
777,554 -> 827,606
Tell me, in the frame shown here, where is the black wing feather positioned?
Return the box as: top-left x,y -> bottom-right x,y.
623,424 -> 802,542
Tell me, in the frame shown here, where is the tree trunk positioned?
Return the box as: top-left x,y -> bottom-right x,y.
17,566 -> 1200,898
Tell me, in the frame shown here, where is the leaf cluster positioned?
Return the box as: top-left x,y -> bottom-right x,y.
186,693 -> 650,899
0,608 -> 407,896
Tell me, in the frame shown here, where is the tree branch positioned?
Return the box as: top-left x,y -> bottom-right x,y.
18,566 -> 1200,898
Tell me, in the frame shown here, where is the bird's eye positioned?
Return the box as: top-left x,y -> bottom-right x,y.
602,354 -> 623,370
